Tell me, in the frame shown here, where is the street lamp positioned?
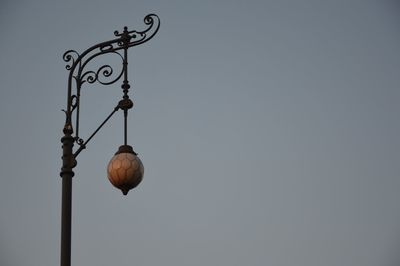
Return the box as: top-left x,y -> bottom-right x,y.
60,14 -> 160,266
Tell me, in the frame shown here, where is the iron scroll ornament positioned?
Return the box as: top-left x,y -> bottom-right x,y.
62,14 -> 160,158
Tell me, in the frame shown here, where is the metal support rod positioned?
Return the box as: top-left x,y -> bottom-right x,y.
73,106 -> 119,158
122,30 -> 130,147
124,109 -> 128,145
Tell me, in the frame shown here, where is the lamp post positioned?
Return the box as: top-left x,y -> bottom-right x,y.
60,14 -> 160,266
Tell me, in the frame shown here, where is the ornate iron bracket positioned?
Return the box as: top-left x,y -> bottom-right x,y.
61,14 -> 160,160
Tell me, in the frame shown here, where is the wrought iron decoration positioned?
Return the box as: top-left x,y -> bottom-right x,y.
61,13 -> 160,159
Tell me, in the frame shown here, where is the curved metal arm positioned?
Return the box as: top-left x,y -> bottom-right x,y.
61,13 -> 160,156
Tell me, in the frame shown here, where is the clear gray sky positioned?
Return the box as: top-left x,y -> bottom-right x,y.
0,0 -> 399,265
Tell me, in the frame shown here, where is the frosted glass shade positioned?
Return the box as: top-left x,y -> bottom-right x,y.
107,145 -> 144,195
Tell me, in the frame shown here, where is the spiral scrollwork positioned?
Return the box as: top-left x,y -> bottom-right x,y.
144,13 -> 156,25
79,51 -> 124,85
74,136 -> 85,146
80,70 -> 96,84
96,65 -> 114,84
113,14 -> 160,48
63,50 -> 80,70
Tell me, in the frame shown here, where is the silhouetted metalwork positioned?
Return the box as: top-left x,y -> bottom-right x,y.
59,14 -> 160,266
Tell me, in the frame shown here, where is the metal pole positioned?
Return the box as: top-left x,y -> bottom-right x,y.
60,173 -> 72,266
60,128 -> 75,266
